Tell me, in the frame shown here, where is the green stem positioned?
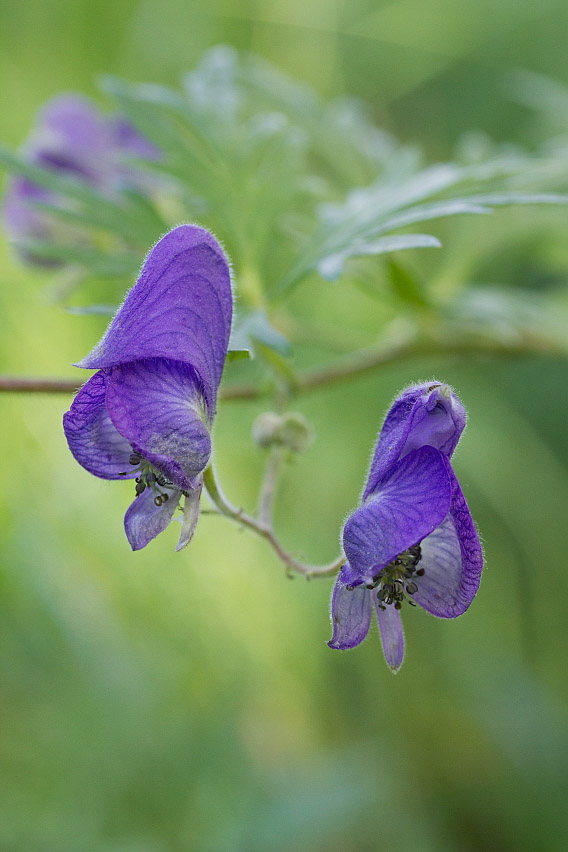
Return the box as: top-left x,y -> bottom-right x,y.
202,463 -> 344,579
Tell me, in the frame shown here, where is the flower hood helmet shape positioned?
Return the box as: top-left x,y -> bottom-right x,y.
329,382 -> 482,672
63,225 -> 232,551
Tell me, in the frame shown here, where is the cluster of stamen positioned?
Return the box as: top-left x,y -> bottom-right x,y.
367,545 -> 425,610
118,452 -> 175,507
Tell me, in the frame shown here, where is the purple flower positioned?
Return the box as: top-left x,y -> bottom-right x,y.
63,225 -> 232,551
328,382 -> 482,672
3,94 -> 160,263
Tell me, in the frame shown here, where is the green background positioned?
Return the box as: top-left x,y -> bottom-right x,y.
1,1 -> 568,850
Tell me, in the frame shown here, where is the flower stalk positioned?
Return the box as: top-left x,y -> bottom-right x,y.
202,462 -> 344,579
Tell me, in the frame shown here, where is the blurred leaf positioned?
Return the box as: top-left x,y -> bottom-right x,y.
18,240 -> 138,276
229,311 -> 291,358
64,304 -> 118,316
317,233 -> 441,281
387,259 -> 431,308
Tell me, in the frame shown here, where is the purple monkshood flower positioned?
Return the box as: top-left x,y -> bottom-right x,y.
63,225 -> 232,551
329,382 -> 482,673
3,93 -> 160,263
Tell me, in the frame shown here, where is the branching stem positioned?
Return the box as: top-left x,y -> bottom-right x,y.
202,463 -> 344,579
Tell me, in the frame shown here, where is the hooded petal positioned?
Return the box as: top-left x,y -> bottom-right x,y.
344,445 -> 452,582
176,478 -> 202,551
412,460 -> 483,618
63,370 -> 136,480
105,358 -> 211,491
373,592 -> 405,673
363,382 -> 466,499
124,486 -> 182,550
77,225 -> 232,413
328,567 -> 372,649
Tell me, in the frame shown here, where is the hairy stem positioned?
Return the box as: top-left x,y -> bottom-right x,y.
202,463 -> 344,579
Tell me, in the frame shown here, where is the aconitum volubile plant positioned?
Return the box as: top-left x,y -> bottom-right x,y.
2,47 -> 567,671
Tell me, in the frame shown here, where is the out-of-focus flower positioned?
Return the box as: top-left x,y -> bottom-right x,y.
328,382 -> 482,672
2,93 -> 160,263
63,225 -> 232,551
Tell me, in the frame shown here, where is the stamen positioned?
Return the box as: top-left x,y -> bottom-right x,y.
129,453 -> 141,465
154,496 -> 163,507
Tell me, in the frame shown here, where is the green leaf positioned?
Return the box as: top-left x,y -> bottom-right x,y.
226,348 -> 251,362
317,233 -> 441,281
229,310 -> 291,358
17,240 -> 139,276
64,304 -> 118,316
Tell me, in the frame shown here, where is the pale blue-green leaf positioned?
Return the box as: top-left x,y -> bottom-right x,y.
229,310 -> 290,358
65,304 -> 118,316
318,233 -> 441,281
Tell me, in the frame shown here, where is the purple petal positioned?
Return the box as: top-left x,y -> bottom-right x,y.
364,382 -> 466,499
63,370 -> 136,480
328,568 -> 372,649
176,478 -> 202,551
105,358 -> 211,491
32,94 -> 112,183
373,592 -> 405,672
412,460 -> 483,618
77,225 -> 232,413
124,486 -> 181,550
344,445 -> 452,582
111,116 -> 161,162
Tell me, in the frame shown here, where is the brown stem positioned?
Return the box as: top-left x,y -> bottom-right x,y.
1,330 -> 565,398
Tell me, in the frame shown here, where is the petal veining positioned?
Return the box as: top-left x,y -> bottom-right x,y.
124,486 -> 182,551
78,225 -> 232,412
106,358 -> 211,491
374,593 -> 405,673
328,569 -> 372,649
344,445 -> 452,581
364,383 -> 465,499
63,370 -> 136,480
413,461 -> 482,618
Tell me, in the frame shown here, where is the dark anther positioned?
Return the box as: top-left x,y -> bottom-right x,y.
161,493 -> 169,503
416,568 -> 425,576
118,472 -> 127,476
377,588 -> 388,602
394,581 -> 404,596
406,582 -> 418,595
366,584 -> 375,590
383,582 -> 393,595
129,453 -> 141,465
154,496 -> 163,507
394,601 -> 402,610
157,476 -> 167,487
146,473 -> 156,484
135,481 -> 146,495
408,600 -> 416,606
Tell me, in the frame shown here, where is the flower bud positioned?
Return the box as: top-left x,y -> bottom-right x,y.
252,412 -> 284,448
279,412 -> 314,453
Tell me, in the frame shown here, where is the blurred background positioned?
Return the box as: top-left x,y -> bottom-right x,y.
1,0 -> 568,850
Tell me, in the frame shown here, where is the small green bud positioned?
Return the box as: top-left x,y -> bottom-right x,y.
279,412 -> 314,453
252,412 -> 284,448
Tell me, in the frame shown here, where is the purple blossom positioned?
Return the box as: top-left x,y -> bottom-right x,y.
3,93 -> 160,263
328,382 -> 482,672
63,225 -> 232,551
